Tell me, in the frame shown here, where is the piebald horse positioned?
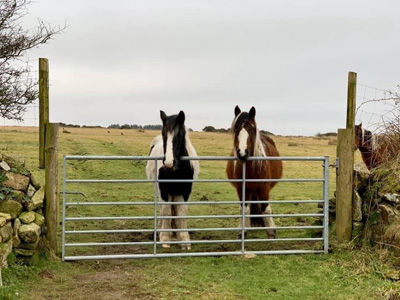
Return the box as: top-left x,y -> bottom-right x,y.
146,110 -> 199,250
226,106 -> 283,238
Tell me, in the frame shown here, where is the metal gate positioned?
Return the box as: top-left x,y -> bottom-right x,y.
62,155 -> 329,261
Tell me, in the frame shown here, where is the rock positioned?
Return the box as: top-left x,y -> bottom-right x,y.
30,174 -> 41,190
27,185 -> 36,198
3,154 -> 25,168
12,234 -> 21,248
353,190 -> 362,222
33,213 -> 45,227
0,213 -> 11,221
13,218 -> 21,235
20,212 -> 36,224
0,217 -> 6,227
19,239 -> 40,250
383,193 -> 400,204
0,222 -> 13,243
14,248 -> 35,257
27,187 -> 45,211
379,204 -> 397,224
0,239 -> 13,267
6,190 -> 25,203
2,172 -> 30,192
354,162 -> 371,190
0,200 -> 23,219
0,161 -> 10,171
18,223 -> 41,243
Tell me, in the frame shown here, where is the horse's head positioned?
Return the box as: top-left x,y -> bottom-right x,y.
231,105 -> 259,161
355,123 -> 373,151
160,110 -> 186,170
354,123 -> 363,150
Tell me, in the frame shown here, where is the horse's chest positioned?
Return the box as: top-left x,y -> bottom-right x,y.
158,167 -> 194,201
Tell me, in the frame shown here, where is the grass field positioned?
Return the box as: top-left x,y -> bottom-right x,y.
1,126 -> 399,300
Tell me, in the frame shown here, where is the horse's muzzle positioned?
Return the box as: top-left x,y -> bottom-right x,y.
236,149 -> 249,161
162,164 -> 176,171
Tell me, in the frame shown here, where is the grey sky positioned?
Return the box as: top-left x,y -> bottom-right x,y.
6,0 -> 400,135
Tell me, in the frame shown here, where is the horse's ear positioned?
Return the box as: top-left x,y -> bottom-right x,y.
177,111 -> 185,125
234,105 -> 241,116
160,110 -> 167,123
249,107 -> 256,120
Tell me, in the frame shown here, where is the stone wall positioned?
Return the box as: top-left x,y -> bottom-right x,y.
0,154 -> 45,267
353,160 -> 400,245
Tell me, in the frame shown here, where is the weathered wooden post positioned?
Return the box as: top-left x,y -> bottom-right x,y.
39,58 -> 49,169
336,71 -> 357,242
45,122 -> 59,253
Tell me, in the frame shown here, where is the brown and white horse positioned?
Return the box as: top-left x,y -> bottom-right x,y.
354,123 -> 385,170
226,106 -> 283,238
146,111 -> 199,250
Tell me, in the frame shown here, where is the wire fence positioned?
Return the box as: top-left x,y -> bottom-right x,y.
356,83 -> 400,134
1,101 -> 39,127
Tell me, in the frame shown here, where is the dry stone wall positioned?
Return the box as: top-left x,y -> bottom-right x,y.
0,154 -> 45,267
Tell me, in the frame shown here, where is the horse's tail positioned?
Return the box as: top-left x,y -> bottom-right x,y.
250,195 -> 265,227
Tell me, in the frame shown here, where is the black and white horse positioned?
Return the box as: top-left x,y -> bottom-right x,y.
146,110 -> 199,250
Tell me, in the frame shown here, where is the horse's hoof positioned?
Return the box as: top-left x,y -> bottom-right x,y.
181,245 -> 191,251
267,229 -> 277,239
237,232 -> 247,239
162,243 -> 170,248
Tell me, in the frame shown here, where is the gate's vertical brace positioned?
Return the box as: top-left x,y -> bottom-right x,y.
153,159 -> 158,255
62,155 -> 67,261
323,156 -> 330,253
241,162 -> 246,253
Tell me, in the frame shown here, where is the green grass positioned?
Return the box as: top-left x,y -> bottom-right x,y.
0,126 -> 399,300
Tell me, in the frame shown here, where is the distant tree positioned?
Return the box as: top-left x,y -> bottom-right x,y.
108,124 -> 121,129
203,126 -> 216,132
143,124 -> 162,130
120,124 -> 132,130
0,0 -> 64,121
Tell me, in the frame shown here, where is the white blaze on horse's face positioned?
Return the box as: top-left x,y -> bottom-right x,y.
164,131 -> 174,169
237,127 -> 249,159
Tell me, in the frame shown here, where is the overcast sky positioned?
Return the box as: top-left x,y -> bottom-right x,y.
5,0 -> 400,135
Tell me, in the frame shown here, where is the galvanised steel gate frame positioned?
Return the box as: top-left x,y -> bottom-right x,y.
62,155 -> 330,261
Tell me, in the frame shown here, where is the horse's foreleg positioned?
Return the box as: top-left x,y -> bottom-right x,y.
264,204 -> 277,239
174,195 -> 191,251
159,200 -> 172,248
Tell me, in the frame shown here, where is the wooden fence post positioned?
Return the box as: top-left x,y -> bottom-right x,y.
336,71 -> 357,242
39,58 -> 49,169
45,122 -> 59,253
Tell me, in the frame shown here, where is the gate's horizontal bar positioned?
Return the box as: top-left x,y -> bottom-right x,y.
65,178 -> 324,184
65,229 -> 154,234
65,237 -> 324,247
65,200 -> 324,206
64,225 -> 324,235
64,155 -> 327,162
65,213 -> 324,221
63,249 -> 325,261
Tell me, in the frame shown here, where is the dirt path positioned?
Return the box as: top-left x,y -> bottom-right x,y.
24,261 -> 159,300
